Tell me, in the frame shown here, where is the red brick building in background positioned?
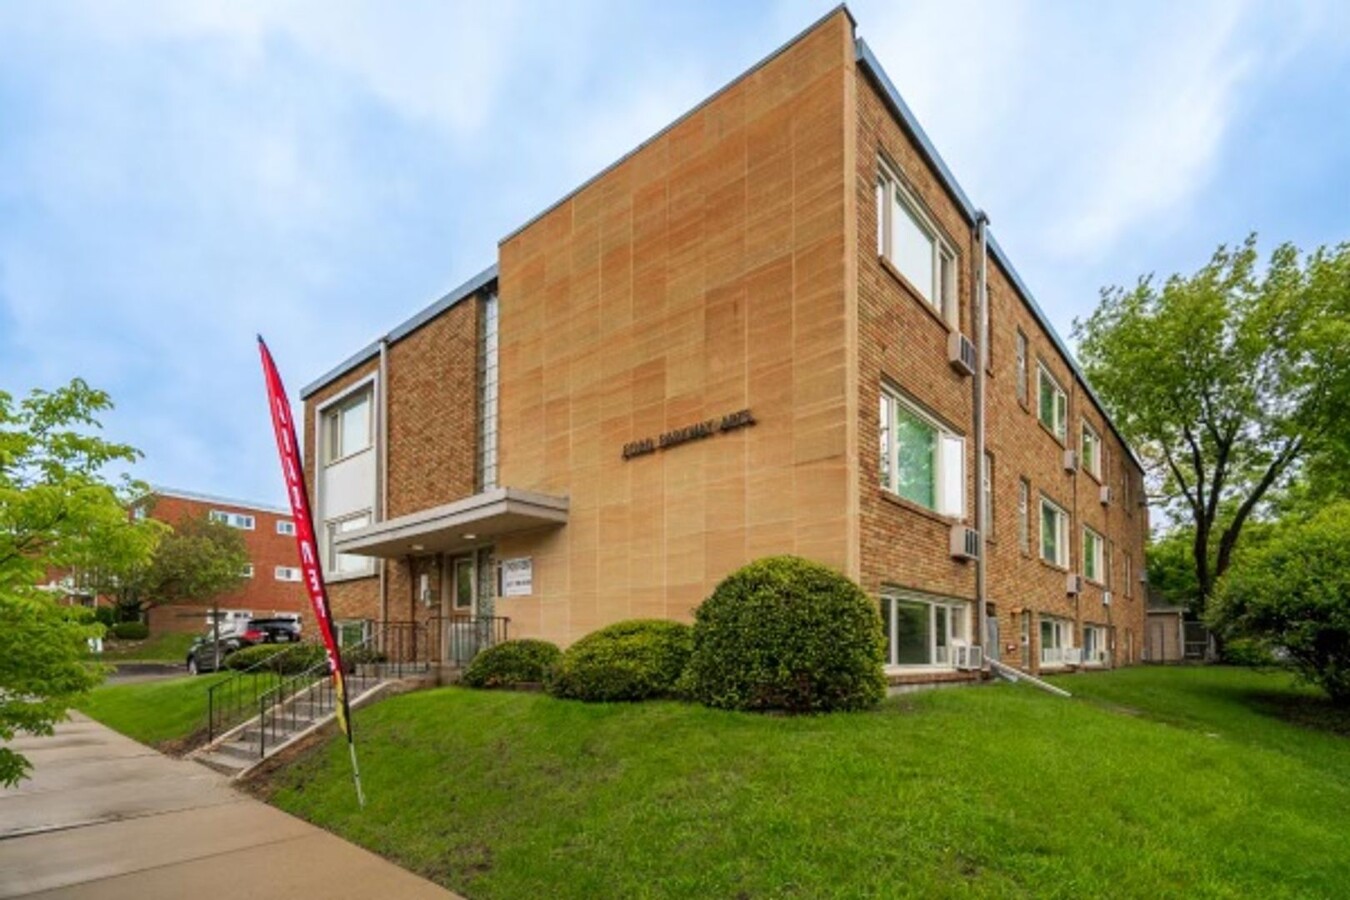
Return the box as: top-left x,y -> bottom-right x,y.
142,487 -> 308,635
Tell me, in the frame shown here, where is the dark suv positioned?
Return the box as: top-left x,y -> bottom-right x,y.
186,617 -> 303,674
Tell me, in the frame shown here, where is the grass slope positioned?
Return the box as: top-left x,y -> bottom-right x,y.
79,674 -> 223,747
264,668 -> 1350,899
97,632 -> 196,662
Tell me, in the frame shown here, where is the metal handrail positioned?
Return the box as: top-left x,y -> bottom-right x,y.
205,640 -> 318,742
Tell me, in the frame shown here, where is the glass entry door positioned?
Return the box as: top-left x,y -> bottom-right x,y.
444,555 -> 478,664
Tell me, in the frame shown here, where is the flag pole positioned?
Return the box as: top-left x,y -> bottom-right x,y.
257,335 -> 365,808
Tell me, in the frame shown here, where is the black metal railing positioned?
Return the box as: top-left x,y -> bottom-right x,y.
205,641 -> 316,743
437,614 -> 509,667
255,641 -> 384,757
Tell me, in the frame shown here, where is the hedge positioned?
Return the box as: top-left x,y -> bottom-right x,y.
109,621 -> 149,640
549,620 -> 692,702
680,555 -> 887,713
225,642 -> 326,674
462,639 -> 562,689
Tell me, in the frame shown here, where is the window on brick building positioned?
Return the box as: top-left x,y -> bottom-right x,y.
1083,527 -> 1104,582
1037,364 -> 1067,441
876,162 -> 957,325
326,511 -> 372,577
1040,496 -> 1069,567
274,566 -> 301,582
1040,617 -> 1073,665
1015,330 -> 1028,405
1018,478 -> 1031,554
982,452 -> 995,540
276,520 -> 295,537
240,564 -> 254,578
1125,552 -> 1134,598
1081,421 -> 1102,478
880,590 -> 970,668
1082,625 -> 1108,664
879,387 -> 964,517
323,387 -> 372,464
209,510 -> 255,530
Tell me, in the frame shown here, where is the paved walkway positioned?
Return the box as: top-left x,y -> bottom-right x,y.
0,714 -> 457,899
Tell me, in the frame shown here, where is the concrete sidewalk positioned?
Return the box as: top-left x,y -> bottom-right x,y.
0,714 -> 457,899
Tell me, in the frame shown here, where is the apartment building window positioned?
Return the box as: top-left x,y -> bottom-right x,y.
1081,422 -> 1102,478
276,520 -> 296,537
1040,496 -> 1069,567
982,452 -> 995,539
1125,552 -> 1134,598
879,387 -> 965,517
876,162 -> 957,325
880,591 -> 970,668
1123,465 -> 1134,513
1040,617 -> 1073,665
1083,527 -> 1104,582
1037,364 -> 1067,441
1018,478 -> 1031,553
476,293 -> 499,491
324,387 -> 372,464
1083,625 -> 1108,665
209,510 -> 255,530
1015,330 -> 1028,405
240,564 -> 254,578
326,511 -> 372,577
274,566 -> 301,583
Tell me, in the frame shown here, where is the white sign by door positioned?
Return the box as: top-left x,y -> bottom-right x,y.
501,557 -> 533,597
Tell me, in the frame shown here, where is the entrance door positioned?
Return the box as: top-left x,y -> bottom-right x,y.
444,556 -> 478,665
1148,621 -> 1164,662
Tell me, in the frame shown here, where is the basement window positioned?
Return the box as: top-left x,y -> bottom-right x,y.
880,590 -> 970,668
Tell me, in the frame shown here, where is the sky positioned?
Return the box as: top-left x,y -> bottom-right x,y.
2,0 -> 1347,506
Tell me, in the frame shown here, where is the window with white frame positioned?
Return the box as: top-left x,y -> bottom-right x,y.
1083,527 -> 1104,582
1040,617 -> 1073,665
1037,364 -> 1068,441
1040,496 -> 1069,567
1081,422 -> 1102,478
1015,330 -> 1028,405
274,566 -> 301,582
879,387 -> 965,517
276,520 -> 296,537
240,564 -> 254,578
1018,478 -> 1031,554
982,452 -> 995,539
1083,625 -> 1108,664
880,591 -> 970,668
1125,552 -> 1134,598
326,512 -> 372,577
209,510 -> 255,530
476,292 -> 500,491
323,387 -> 372,464
876,162 -> 957,324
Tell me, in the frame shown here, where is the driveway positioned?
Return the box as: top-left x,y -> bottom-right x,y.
0,713 -> 457,899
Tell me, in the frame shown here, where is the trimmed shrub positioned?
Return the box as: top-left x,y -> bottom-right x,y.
549,620 -> 692,702
109,621 -> 149,640
681,555 -> 887,713
340,646 -> 389,670
225,642 -> 326,674
93,606 -> 119,628
1222,637 -> 1278,668
463,639 -> 562,689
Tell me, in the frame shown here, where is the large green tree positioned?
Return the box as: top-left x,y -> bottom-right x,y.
0,380 -> 160,786
97,513 -> 248,623
1074,237 -> 1350,610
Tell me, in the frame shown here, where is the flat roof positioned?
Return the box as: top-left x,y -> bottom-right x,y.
151,485 -> 289,516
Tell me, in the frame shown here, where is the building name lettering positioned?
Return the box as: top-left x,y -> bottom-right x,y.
622,409 -> 756,460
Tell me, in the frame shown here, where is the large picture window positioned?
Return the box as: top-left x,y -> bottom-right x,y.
324,387 -> 372,464
1081,422 -> 1102,478
880,592 -> 970,668
326,511 -> 372,577
876,162 -> 957,324
1083,527 -> 1104,582
879,388 -> 965,517
1083,625 -> 1108,665
1040,496 -> 1069,567
1037,364 -> 1068,441
1040,617 -> 1073,665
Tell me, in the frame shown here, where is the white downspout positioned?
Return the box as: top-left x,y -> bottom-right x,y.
974,211 -> 990,655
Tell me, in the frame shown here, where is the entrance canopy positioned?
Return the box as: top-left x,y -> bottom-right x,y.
333,487 -> 568,559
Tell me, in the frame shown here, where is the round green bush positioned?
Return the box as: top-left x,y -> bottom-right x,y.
109,621 -> 149,640
1222,637 -> 1278,668
225,642 -> 326,674
462,639 -> 562,689
549,620 -> 693,702
681,555 -> 886,713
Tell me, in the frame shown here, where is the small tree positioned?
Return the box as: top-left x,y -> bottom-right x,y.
0,380 -> 158,786
1074,237 -> 1350,613
1210,501 -> 1350,704
97,516 -> 248,624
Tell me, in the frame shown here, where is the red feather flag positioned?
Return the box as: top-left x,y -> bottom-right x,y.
257,336 -> 365,807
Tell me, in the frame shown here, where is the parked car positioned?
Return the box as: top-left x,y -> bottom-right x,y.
186,617 -> 302,674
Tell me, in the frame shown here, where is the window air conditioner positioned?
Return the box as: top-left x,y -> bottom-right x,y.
1102,591 -> 1113,607
1063,647 -> 1083,665
1100,485 -> 1112,505
1066,573 -> 1083,595
1064,449 -> 1079,472
949,524 -> 980,561
947,332 -> 977,377
953,643 -> 984,671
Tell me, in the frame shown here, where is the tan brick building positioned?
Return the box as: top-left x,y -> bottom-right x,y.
301,8 -> 1148,685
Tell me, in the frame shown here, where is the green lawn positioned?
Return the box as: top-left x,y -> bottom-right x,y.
261,667 -> 1350,899
78,673 -> 224,747
97,631 -> 197,662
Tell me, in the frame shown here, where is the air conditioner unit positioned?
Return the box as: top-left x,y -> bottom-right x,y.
1100,485 -> 1112,505
947,332 -> 977,376
1066,572 -> 1083,595
1139,570 -> 1149,585
949,524 -> 980,561
1063,449 -> 1079,472
1063,647 -> 1083,665
953,643 -> 984,671
1102,591 -> 1113,607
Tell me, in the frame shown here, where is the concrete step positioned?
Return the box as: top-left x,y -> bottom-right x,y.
213,740 -> 262,763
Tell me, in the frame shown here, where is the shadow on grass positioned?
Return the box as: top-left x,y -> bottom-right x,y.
1241,686 -> 1350,737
